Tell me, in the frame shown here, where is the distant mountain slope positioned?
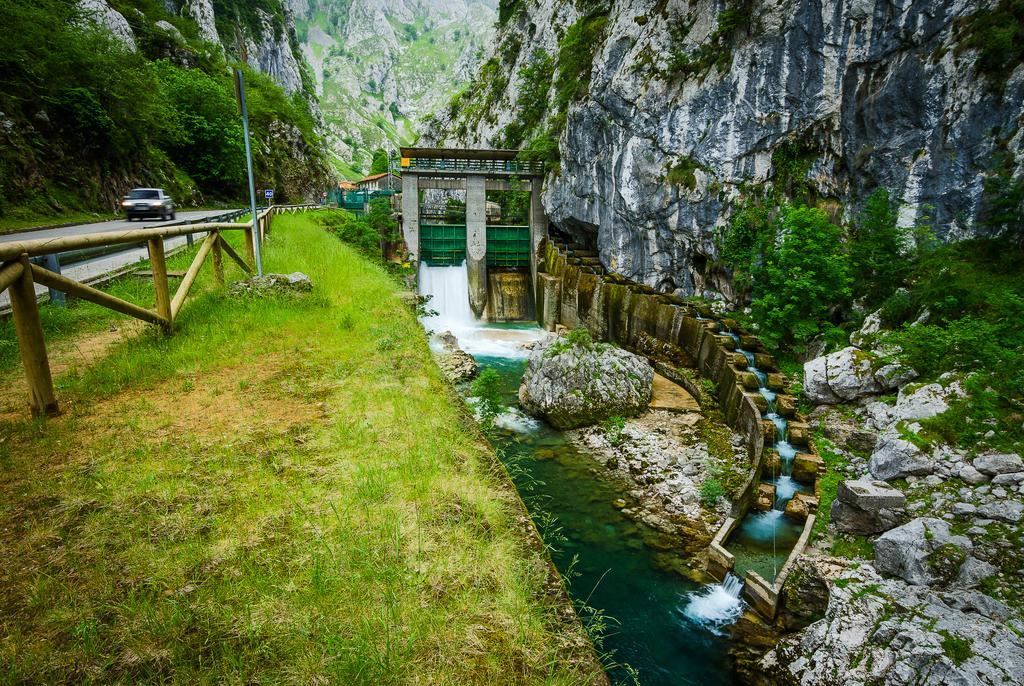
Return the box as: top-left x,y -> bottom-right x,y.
290,0 -> 496,178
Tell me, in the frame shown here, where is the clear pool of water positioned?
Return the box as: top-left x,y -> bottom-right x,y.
478,355 -> 737,685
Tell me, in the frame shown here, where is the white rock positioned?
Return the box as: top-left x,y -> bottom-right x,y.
185,0 -> 220,44
977,500 -> 1023,524
992,472 -> 1024,485
75,0 -> 137,52
869,428 -> 932,481
874,517 -> 971,586
849,309 -> 881,347
803,347 -> 886,404
974,453 -> 1024,476
892,381 -> 964,422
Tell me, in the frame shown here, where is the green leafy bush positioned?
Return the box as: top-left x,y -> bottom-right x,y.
849,188 -> 911,307
666,1 -> 752,79
879,289 -> 915,327
600,415 -> 627,445
665,156 -> 703,190
471,368 -> 505,423
717,199 -> 774,298
366,197 -> 399,242
497,0 -> 522,26
751,205 -> 853,349
699,478 -> 726,505
958,0 -> 1024,80
500,50 -> 555,148
882,238 -> 1024,451
369,149 -> 391,175
318,210 -> 383,261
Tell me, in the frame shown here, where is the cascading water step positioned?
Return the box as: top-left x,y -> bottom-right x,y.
682,572 -> 746,635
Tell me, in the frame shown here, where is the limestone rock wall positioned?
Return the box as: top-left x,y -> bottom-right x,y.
435,0 -> 1024,296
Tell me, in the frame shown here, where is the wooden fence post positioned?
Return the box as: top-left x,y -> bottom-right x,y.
212,232 -> 224,286
147,238 -> 172,332
9,254 -> 59,417
243,224 -> 256,267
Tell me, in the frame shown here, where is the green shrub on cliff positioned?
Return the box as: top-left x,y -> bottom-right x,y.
500,50 -> 555,148
751,205 -> 852,350
959,0 -> 1024,80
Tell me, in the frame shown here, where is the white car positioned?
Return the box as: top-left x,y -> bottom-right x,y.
123,188 -> 176,221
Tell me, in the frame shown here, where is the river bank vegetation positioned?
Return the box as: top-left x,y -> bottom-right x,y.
0,215 -> 602,683
714,180 -> 1024,451
0,1 -> 329,230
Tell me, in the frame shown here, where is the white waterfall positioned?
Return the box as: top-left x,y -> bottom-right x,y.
682,572 -> 746,634
418,262 -> 476,332
418,262 -> 543,359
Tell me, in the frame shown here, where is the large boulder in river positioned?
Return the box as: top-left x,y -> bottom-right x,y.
518,333 -> 653,429
433,331 -> 479,384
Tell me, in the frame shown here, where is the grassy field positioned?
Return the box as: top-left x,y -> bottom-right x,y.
0,215 -> 603,684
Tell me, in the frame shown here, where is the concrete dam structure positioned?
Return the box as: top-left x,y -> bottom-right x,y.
399,147 -> 548,320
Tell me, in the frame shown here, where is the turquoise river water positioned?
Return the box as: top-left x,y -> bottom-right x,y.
419,264 -> 744,684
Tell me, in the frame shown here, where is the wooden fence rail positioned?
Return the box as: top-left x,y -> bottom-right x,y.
1,204 -> 323,417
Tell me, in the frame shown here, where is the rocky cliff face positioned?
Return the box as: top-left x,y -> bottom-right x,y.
160,0 -> 311,96
432,0 -> 1024,297
289,0 -> 497,176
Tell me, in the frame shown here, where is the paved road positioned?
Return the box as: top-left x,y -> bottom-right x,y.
0,209 -> 240,310
0,209 -> 239,244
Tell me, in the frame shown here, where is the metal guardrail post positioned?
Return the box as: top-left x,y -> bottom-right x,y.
40,254 -> 65,307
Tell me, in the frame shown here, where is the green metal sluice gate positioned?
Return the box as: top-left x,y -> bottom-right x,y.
418,225 -> 531,267
486,226 -> 530,267
419,224 -> 466,265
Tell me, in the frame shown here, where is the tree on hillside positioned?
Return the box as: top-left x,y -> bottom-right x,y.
369,148 -> 391,175
849,188 -> 910,307
752,205 -> 852,350
367,197 -> 398,242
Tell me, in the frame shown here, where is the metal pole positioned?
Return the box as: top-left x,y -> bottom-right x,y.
236,69 -> 263,277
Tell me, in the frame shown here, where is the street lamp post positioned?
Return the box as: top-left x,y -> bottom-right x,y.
234,68 -> 263,277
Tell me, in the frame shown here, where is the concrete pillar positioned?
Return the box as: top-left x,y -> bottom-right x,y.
529,182 -> 548,286
401,173 -> 419,262
466,175 -> 487,317
538,273 -> 562,331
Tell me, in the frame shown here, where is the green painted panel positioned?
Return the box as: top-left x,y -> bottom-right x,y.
420,223 -> 467,266
487,225 -> 530,268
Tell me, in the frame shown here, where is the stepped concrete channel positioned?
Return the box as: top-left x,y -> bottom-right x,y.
537,237 -> 823,621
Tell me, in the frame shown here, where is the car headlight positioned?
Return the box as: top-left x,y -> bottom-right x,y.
122,201 -> 131,207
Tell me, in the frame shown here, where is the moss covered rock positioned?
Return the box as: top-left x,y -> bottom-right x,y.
518,332 -> 653,429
